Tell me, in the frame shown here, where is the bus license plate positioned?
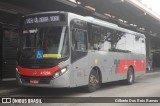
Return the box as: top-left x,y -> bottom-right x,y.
30,80 -> 39,84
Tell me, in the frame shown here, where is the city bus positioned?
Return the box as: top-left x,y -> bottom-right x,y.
16,11 -> 146,92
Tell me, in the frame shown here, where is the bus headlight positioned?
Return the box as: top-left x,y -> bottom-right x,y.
53,67 -> 68,79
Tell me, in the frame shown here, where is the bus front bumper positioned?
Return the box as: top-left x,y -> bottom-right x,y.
16,71 -> 70,88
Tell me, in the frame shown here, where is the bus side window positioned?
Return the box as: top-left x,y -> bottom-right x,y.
72,28 -> 87,51
89,25 -> 102,50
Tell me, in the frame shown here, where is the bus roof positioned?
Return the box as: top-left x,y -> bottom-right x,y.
22,11 -> 145,38
68,12 -> 145,38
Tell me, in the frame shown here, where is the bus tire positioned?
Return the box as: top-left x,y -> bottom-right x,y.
125,67 -> 134,85
86,69 -> 100,92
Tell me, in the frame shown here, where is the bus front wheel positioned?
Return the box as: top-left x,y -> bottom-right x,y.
86,69 -> 100,92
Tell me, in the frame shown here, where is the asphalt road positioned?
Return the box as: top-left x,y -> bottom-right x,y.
1,71 -> 160,106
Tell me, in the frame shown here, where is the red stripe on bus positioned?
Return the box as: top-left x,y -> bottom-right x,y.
17,65 -> 60,77
117,60 -> 146,74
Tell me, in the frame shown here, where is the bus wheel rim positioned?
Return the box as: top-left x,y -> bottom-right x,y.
89,74 -> 99,87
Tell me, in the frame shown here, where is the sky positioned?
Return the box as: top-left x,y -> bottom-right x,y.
141,0 -> 160,15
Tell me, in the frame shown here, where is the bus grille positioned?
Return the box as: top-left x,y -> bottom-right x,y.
21,76 -> 52,84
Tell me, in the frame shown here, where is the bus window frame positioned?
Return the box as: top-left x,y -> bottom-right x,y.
70,19 -> 88,53
71,28 -> 88,52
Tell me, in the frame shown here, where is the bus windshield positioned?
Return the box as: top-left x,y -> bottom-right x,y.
20,26 -> 69,59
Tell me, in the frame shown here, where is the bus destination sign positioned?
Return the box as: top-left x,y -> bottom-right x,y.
25,16 -> 60,24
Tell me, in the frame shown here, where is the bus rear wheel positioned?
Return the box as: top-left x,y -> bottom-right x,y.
125,67 -> 134,85
86,69 -> 100,92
